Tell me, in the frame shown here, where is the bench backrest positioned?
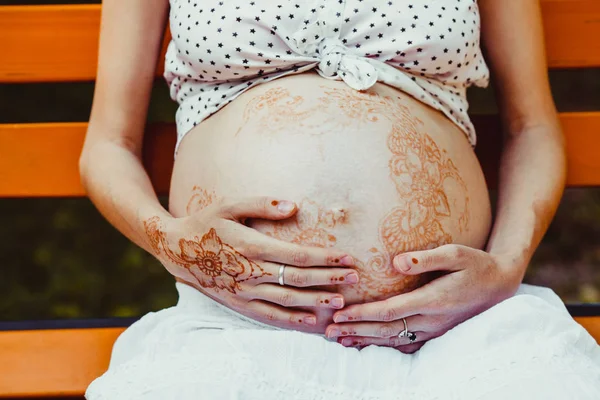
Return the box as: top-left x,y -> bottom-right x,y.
0,1 -> 599,398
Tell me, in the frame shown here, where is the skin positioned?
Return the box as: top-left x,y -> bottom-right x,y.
326,0 -> 566,353
169,76 -> 490,332
80,0 -> 565,353
78,0 -> 362,331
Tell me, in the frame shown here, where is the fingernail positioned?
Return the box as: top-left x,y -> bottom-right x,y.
339,255 -> 354,266
394,255 -> 411,272
345,273 -> 359,284
331,297 -> 344,308
341,338 -> 353,346
304,316 -> 316,325
333,315 -> 347,323
326,328 -> 340,338
277,201 -> 295,214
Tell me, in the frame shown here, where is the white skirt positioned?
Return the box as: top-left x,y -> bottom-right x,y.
86,282 -> 600,400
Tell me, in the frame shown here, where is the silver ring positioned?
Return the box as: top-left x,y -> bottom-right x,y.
398,318 -> 417,343
278,264 -> 286,286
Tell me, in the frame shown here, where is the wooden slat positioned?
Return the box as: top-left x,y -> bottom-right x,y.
0,317 -> 597,397
0,5 -> 170,83
578,316 -> 600,342
474,112 -> 600,189
0,327 -> 124,398
0,122 -> 175,197
1,1 -> 599,83
542,0 -> 600,68
1,112 -> 599,197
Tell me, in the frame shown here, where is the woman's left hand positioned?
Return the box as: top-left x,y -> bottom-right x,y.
325,244 -> 524,353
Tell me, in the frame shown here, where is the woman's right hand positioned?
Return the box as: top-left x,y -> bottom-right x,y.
143,196 -> 359,330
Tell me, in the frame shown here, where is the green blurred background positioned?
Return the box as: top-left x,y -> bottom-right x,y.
1,0 -> 599,322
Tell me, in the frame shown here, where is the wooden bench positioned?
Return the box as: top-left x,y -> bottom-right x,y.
0,1 -> 599,397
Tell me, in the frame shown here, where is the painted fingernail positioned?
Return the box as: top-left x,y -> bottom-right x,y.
333,315 -> 347,323
304,316 -> 316,325
341,338 -> 353,346
277,201 -> 295,214
331,297 -> 344,308
345,273 -> 359,284
394,255 -> 411,272
339,255 -> 354,266
326,329 -> 340,338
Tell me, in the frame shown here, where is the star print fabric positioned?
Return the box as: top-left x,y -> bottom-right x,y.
164,0 -> 490,153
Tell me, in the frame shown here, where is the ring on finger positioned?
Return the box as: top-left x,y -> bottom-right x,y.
278,264 -> 286,286
398,317 -> 417,343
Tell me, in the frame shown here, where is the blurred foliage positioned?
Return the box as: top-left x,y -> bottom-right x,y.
0,0 -> 599,321
528,189 -> 600,303
0,198 -> 176,320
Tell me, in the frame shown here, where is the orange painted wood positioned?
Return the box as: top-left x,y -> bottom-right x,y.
0,122 -> 175,197
1,0 -> 599,83
0,318 -> 597,397
474,112 -> 600,189
0,4 -> 170,83
542,0 -> 600,68
578,317 -> 600,343
1,112 -> 599,197
0,327 -> 124,398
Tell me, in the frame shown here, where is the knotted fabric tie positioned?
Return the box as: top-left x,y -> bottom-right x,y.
291,13 -> 378,91
316,37 -> 378,90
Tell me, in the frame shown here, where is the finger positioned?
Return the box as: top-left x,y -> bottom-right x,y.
252,284 -> 346,309
337,331 -> 431,348
396,341 -> 426,354
244,299 -> 317,327
332,291 -> 429,323
218,196 -> 299,221
392,244 -> 469,274
249,261 -> 359,286
267,262 -> 359,287
325,315 -> 429,339
240,228 -> 355,268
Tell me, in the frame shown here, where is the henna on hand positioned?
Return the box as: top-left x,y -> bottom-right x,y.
143,216 -> 271,294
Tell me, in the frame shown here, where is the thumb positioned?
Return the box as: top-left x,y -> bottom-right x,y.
393,245 -> 463,274
219,196 -> 297,221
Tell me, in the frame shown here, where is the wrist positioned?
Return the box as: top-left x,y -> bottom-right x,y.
139,207 -> 176,256
489,250 -> 528,294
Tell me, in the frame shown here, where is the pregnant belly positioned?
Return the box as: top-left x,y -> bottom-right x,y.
169,71 -> 492,329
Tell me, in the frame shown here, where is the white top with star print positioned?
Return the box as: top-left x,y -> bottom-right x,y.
164,0 -> 490,153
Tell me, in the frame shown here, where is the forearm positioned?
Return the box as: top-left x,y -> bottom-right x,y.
79,136 -> 172,255
485,121 -> 566,280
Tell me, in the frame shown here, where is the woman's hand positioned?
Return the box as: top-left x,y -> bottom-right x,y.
144,196 -> 358,330
325,244 -> 523,353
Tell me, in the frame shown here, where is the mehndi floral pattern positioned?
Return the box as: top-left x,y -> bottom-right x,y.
237,85 -> 470,299
145,187 -> 271,294
186,186 -> 218,215
260,198 -> 346,248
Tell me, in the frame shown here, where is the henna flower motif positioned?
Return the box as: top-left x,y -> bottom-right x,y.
380,207 -> 451,254
352,248 -> 422,299
186,186 -> 217,215
319,88 -> 384,123
391,147 -> 451,217
178,228 -> 247,293
264,198 -> 339,248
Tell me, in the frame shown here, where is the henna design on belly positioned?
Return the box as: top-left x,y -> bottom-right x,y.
352,248 -> 423,298
254,197 -> 419,299
259,198 -> 345,248
144,215 -> 271,294
314,87 -> 470,296
213,85 -> 470,298
186,186 -> 218,215
235,86 -> 333,136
